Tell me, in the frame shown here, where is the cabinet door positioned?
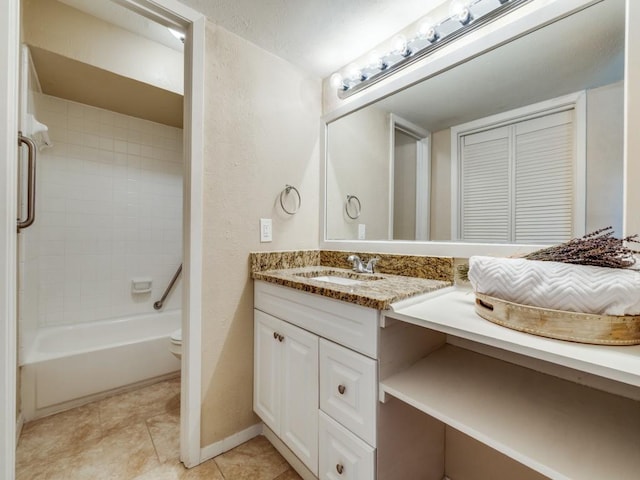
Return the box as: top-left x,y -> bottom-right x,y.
281,320 -> 319,476
319,411 -> 375,480
254,310 -> 282,434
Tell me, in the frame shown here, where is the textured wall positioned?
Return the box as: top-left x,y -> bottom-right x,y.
626,0 -> 640,236
586,82 -> 624,235
200,22 -> 321,445
429,128 -> 451,241
326,106 -> 390,240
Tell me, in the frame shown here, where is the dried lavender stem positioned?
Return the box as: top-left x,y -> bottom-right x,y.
524,227 -> 639,269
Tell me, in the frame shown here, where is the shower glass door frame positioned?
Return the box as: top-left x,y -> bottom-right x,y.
0,0 -> 206,475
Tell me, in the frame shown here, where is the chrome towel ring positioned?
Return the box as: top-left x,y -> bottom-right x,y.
345,194 -> 361,220
280,184 -> 301,215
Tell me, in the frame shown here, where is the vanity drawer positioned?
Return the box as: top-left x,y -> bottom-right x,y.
319,411 -> 375,480
255,281 -> 379,358
320,339 -> 377,446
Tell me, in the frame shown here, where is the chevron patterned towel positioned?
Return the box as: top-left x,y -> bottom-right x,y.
468,256 -> 640,315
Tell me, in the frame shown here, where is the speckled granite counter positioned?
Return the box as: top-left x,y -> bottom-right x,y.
252,265 -> 451,310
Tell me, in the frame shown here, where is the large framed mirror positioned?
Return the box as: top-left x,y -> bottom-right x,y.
323,0 -> 625,251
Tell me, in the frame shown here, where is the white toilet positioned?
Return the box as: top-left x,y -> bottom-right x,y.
169,329 -> 182,359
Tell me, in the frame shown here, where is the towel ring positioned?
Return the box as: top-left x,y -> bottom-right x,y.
345,195 -> 361,220
280,184 -> 301,215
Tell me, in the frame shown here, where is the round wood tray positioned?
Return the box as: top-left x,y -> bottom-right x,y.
474,292 -> 640,345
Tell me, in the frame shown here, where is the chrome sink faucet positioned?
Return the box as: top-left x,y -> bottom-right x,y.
347,255 -> 379,274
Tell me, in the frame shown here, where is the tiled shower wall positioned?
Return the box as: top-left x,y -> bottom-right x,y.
20,93 -> 183,330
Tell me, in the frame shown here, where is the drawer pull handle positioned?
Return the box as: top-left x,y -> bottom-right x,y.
338,384 -> 346,395
273,332 -> 284,342
336,464 -> 344,475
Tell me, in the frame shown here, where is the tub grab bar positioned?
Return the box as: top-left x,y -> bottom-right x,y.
154,264 -> 182,310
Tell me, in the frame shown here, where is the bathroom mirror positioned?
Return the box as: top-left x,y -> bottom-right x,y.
325,0 -> 625,244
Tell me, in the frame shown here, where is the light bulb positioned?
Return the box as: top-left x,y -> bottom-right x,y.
329,72 -> 345,90
417,17 -> 439,43
449,0 -> 473,25
367,51 -> 385,70
392,34 -> 410,57
345,63 -> 362,82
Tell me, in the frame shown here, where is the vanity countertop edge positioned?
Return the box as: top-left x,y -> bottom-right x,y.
252,265 -> 451,310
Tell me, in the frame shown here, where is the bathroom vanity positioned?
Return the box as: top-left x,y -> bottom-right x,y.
253,264 -> 640,480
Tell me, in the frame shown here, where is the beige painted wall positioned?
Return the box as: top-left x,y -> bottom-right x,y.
430,128 -> 452,241
586,81 -> 624,235
326,106 -> 390,240
393,130 -> 417,240
22,0 -> 183,94
200,22 -> 321,445
625,1 -> 640,236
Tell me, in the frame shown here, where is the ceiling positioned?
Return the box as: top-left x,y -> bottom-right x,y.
60,0 -> 449,78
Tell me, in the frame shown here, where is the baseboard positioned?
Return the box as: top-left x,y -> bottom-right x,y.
199,423 -> 263,462
262,425 -> 317,480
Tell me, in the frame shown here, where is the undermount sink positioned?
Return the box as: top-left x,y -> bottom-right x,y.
311,275 -> 365,286
294,269 -> 383,286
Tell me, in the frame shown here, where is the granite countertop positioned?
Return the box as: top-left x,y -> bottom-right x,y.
252,265 -> 451,310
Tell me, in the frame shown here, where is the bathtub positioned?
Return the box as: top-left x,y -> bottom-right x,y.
20,311 -> 181,420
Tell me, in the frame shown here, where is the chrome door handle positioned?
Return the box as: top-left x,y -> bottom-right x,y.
17,132 -> 37,231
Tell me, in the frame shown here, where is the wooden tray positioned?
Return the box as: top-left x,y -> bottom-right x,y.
474,293 -> 640,345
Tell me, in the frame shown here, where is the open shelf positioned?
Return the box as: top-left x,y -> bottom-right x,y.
380,345 -> 640,480
387,287 -> 640,387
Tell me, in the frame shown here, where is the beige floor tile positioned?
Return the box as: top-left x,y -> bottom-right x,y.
97,377 -> 180,434
147,407 -> 181,463
131,461 -> 184,480
132,459 -> 224,480
274,468 -> 304,480
214,435 -> 290,480
84,421 -> 160,479
16,458 -> 67,480
16,403 -> 102,466
180,459 -> 226,480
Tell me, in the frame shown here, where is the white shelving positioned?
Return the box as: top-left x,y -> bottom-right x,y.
387,287 -> 640,387
380,345 -> 640,480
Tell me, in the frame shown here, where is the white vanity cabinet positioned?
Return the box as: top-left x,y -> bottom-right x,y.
254,309 -> 319,474
254,281 -> 379,480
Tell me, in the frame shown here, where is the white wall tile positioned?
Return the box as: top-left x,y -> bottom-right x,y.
23,94 -> 183,328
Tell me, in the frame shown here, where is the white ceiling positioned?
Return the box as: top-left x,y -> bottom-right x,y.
61,0 -> 449,78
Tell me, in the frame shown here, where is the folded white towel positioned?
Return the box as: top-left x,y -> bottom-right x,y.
469,256 -> 640,315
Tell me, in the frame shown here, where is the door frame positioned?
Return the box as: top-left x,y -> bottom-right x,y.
0,0 -> 20,478
0,0 -> 206,474
388,114 -> 431,240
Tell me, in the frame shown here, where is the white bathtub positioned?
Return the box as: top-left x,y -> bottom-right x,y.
20,311 -> 181,420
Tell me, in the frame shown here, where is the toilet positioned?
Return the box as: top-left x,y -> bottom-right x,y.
169,329 -> 182,359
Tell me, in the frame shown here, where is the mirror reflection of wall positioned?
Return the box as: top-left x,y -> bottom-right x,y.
325,0 -> 625,244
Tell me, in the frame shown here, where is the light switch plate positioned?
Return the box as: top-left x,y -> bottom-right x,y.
358,224 -> 366,240
260,218 -> 272,242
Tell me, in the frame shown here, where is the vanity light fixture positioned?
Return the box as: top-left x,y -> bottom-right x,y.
330,0 -> 531,99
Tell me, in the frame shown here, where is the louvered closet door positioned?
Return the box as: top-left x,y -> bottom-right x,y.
460,126 -> 511,242
514,110 -> 574,244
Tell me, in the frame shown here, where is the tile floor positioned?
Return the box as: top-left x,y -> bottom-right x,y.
16,377 -> 302,480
